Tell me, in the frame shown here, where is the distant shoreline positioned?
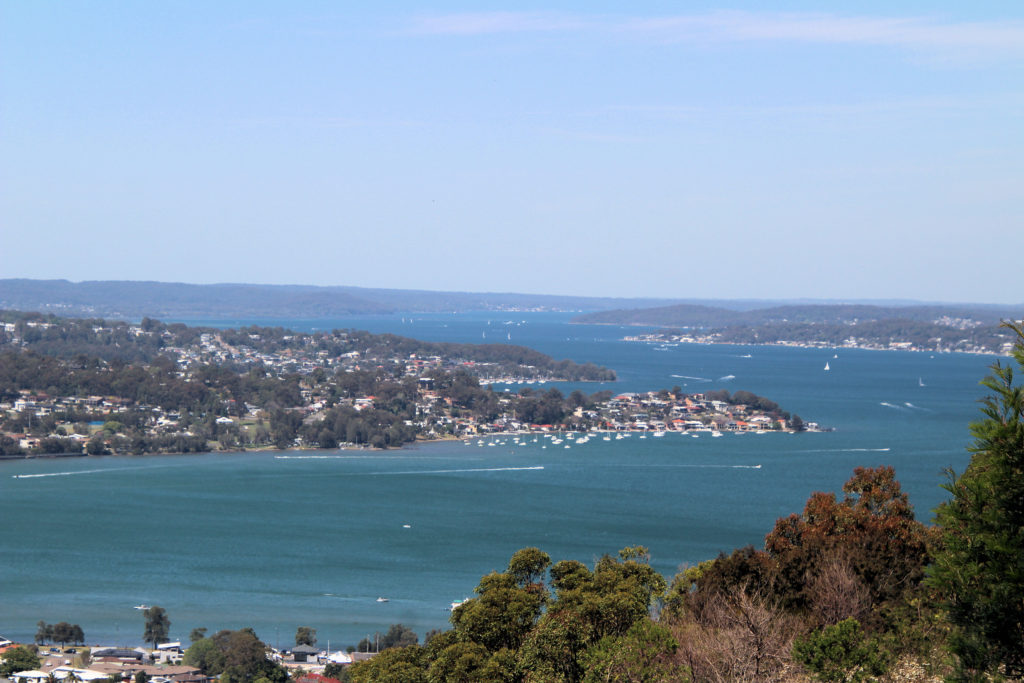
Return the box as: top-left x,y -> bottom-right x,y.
613,331 -> 1007,358
2,424 -> 811,463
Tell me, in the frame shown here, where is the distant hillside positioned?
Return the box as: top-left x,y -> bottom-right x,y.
572,302 -> 1024,328
4,279 -> 1015,324
0,279 -> 684,320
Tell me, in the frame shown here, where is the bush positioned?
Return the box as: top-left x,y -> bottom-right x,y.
793,618 -> 891,682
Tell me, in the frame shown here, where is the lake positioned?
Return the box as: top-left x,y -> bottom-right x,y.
0,312 -> 994,649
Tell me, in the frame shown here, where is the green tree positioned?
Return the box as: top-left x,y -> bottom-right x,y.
218,629 -> 287,683
182,637 -> 225,675
582,619 -> 687,683
52,622 -> 76,647
35,620 -> 52,645
321,663 -> 352,682
142,606 -> 170,648
189,627 -> 207,643
295,626 -> 316,647
507,546 -> 551,588
347,646 -> 428,683
379,624 -> 417,650
517,547 -> 668,682
792,618 -> 890,682
0,646 -> 41,676
451,571 -> 547,654
185,629 -> 285,683
133,672 -> 149,683
929,321 -> 1024,680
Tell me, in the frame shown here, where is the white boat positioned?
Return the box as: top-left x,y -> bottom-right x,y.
653,431 -> 666,437
134,604 -> 150,610
711,430 -> 723,437
824,362 -> 830,371
376,597 -> 389,603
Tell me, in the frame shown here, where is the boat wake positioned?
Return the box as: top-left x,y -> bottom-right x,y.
618,464 -> 762,470
12,465 -> 155,479
879,402 -> 908,411
904,402 -> 931,412
274,454 -> 446,460
718,374 -> 736,381
671,374 -> 711,382
793,448 -> 891,453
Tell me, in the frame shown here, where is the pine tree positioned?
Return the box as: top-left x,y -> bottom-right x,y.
929,321 -> 1024,680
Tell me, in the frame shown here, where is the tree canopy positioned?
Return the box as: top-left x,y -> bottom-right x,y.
142,606 -> 170,648
929,321 -> 1024,680
0,646 -> 41,677
183,628 -> 287,683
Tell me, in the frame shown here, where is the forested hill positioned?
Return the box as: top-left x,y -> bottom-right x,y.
0,279 -> 682,318
0,310 -> 616,382
572,302 -> 1024,328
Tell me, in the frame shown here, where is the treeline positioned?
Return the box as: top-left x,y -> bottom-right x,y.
0,311 -> 617,381
35,621 -> 85,647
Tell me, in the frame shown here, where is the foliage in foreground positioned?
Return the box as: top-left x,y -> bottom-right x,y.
345,462 -> 951,682
0,646 -> 41,677
929,321 -> 1024,681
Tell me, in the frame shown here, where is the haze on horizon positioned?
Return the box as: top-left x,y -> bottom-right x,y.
2,2 -> 1022,304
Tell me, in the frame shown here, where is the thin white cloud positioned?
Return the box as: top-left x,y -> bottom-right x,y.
407,10 -> 1024,58
407,11 -> 590,36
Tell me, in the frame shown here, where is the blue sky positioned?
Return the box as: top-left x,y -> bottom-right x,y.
2,2 -> 1022,303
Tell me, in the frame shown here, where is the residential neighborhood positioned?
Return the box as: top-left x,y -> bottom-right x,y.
0,313 -> 811,458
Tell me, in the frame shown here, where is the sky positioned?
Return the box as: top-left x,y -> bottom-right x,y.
2,2 -> 1022,304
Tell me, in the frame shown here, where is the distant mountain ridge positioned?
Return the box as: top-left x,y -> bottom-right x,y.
0,279 -> 684,320
2,279 -> 1018,323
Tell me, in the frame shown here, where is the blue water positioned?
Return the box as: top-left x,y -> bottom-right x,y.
0,312 -> 994,649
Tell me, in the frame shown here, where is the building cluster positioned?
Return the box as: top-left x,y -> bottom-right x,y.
0,641 -> 375,683
2,643 -> 201,683
422,389 -> 815,439
623,330 -> 1010,355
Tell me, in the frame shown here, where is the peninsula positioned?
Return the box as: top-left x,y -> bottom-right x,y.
573,302 -> 1024,355
0,311 -> 810,457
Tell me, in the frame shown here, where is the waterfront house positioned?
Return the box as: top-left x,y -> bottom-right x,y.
290,644 -> 319,663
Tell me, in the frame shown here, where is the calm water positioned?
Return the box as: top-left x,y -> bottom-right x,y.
0,312 -> 994,649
